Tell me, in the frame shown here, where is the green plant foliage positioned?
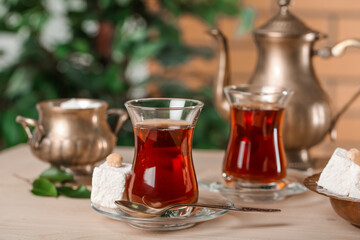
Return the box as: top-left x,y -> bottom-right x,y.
237,7 -> 255,36
31,178 -> 58,197
40,167 -> 74,183
31,167 -> 91,198
0,0 -> 240,149
56,185 -> 91,198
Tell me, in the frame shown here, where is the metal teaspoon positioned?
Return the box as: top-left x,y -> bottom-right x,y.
114,200 -> 281,217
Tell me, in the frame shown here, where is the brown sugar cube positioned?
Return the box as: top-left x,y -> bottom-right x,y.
106,153 -> 123,168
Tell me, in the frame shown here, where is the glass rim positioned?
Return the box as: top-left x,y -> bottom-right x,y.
124,98 -> 204,110
224,84 -> 293,96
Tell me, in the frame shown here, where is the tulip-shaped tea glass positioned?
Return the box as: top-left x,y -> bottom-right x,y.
125,98 -> 203,209
222,85 -> 293,199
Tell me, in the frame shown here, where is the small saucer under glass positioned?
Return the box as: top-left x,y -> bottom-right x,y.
91,188 -> 232,231
199,169 -> 308,202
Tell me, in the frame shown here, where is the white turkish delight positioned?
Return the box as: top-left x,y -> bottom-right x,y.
91,161 -> 132,208
318,147 -> 360,199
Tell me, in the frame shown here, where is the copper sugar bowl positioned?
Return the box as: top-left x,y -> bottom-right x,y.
16,99 -> 128,176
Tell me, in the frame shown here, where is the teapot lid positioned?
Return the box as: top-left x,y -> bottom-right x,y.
254,0 -> 320,39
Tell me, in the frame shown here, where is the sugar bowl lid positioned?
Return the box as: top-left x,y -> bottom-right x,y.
254,0 -> 321,39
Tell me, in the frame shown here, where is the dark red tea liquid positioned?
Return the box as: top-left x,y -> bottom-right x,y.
128,120 -> 198,208
223,104 -> 286,184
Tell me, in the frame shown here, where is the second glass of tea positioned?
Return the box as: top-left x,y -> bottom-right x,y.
125,98 -> 203,208
223,85 -> 293,191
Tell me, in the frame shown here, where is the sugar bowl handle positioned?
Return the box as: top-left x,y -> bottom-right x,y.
16,116 -> 44,149
106,109 -> 128,135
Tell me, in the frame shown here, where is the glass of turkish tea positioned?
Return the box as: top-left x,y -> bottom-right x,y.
223,85 -> 293,188
125,98 -> 203,208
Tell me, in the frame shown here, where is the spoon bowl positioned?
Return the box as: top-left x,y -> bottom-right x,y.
114,200 -> 281,218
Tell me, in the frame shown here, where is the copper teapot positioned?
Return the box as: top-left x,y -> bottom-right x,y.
210,0 -> 360,170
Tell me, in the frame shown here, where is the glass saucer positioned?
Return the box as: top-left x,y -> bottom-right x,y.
199,169 -> 308,202
91,188 -> 232,231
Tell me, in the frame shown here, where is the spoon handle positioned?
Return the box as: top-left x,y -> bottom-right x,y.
172,203 -> 281,213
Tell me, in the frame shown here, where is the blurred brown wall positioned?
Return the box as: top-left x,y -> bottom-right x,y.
175,0 -> 360,155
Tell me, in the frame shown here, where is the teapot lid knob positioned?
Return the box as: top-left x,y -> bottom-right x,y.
278,0 -> 291,13
278,0 -> 291,7
254,0 -> 320,39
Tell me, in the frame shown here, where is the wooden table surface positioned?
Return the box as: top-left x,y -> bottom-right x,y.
0,144 -> 359,239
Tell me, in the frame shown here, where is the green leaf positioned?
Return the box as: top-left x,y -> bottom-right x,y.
72,38 -> 90,53
54,44 -> 71,59
162,1 -> 181,17
5,67 -> 34,98
99,0 -> 112,8
26,12 -> 49,31
132,40 -> 164,61
156,44 -> 189,66
1,110 -> 27,147
237,7 -> 255,36
36,79 -> 59,100
57,185 -> 91,198
115,0 -> 131,6
103,65 -> 126,93
40,167 -> 74,183
31,178 -> 58,197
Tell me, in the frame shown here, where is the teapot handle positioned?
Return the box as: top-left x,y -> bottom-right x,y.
16,116 -> 43,148
316,38 -> 360,58
106,109 -> 128,135
315,38 -> 360,141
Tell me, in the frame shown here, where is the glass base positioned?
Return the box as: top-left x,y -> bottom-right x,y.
129,222 -> 195,231
222,173 -> 287,190
199,170 -> 307,202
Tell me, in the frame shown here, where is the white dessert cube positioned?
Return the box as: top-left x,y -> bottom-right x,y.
318,147 -> 360,198
91,162 -> 132,208
349,168 -> 360,198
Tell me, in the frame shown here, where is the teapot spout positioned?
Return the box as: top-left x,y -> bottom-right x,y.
329,87 -> 360,141
207,28 -> 231,120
